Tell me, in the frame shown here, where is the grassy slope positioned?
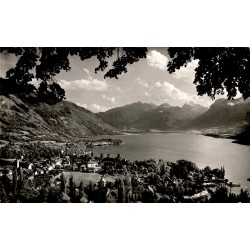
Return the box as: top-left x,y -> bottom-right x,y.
0,94 -> 120,143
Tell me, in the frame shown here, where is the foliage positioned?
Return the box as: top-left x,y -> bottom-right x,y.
1,47 -> 250,101
167,47 -> 250,99
209,185 -> 229,202
210,185 -> 249,203
117,178 -> 125,203
168,159 -> 199,179
0,47 -> 147,102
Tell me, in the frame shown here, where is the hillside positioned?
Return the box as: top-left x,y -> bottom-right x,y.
98,102 -> 157,130
98,101 -> 208,131
188,98 -> 250,128
0,93 -> 120,143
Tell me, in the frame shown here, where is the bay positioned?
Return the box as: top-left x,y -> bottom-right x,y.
91,133 -> 250,193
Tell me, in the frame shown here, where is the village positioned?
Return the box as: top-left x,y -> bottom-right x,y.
0,145 -> 246,203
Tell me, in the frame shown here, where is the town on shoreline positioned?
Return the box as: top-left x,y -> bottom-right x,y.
0,139 -> 248,203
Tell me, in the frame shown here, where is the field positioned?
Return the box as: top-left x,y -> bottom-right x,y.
62,172 -> 118,187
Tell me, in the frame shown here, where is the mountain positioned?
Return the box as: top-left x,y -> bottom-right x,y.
0,93 -> 120,143
98,101 -> 208,131
181,101 -> 208,114
98,102 -> 157,130
131,102 -> 208,131
188,98 -> 250,128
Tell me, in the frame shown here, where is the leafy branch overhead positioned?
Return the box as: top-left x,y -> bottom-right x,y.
0,48 -> 148,102
167,47 -> 250,99
0,47 -> 148,81
0,47 -> 250,102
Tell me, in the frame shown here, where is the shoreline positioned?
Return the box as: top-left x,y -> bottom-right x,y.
121,128 -> 250,145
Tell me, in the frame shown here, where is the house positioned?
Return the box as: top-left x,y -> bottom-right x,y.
55,161 -> 63,169
87,160 -> 98,168
86,160 -> 101,173
28,163 -> 34,170
80,164 -> 88,172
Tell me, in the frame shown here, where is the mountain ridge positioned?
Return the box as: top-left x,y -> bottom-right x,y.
98,101 -> 208,131
0,93 -> 120,143
188,97 -> 250,128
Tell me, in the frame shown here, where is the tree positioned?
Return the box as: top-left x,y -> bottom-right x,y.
0,47 -> 147,102
118,178 -> 125,203
85,181 -> 95,202
0,182 -> 8,203
60,174 -> 66,193
47,187 -> 62,203
69,176 -> 76,201
12,167 -> 18,195
210,185 -> 229,202
1,47 -> 250,100
99,153 -> 104,162
239,188 -> 249,203
79,181 -> 84,199
167,47 -> 250,99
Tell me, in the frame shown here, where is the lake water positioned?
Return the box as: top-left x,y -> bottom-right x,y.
92,133 -> 250,193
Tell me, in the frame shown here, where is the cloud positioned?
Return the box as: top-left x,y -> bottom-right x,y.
59,69 -> 108,91
116,86 -> 122,92
147,50 -> 168,70
75,102 -> 87,108
136,78 -> 149,88
83,68 -> 90,75
145,91 -> 150,97
155,81 -> 190,101
90,104 -> 111,113
102,94 -> 116,103
154,81 -> 212,107
59,78 -> 107,91
172,60 -> 198,81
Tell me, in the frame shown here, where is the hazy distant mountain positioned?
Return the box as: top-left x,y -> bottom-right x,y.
98,101 -> 208,131
131,102 -> 208,131
158,103 -> 172,109
98,102 -> 157,130
0,93 -> 120,143
188,98 -> 250,128
182,101 -> 208,114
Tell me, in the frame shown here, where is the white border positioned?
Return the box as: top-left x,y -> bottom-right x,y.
1,1 -> 250,250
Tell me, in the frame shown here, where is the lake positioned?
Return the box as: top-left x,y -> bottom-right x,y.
91,133 -> 250,193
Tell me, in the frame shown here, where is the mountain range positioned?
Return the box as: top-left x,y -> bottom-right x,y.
98,101 -> 208,131
188,98 -> 250,128
98,98 -> 250,132
1,90 -> 249,146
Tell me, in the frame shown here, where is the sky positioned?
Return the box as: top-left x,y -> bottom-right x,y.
0,48 -> 228,113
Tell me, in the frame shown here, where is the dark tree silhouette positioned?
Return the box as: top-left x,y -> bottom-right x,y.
167,47 -> 250,99
0,47 -> 147,101
1,47 -> 250,101
69,176 -> 76,201
60,174 -> 66,193
79,181 -> 84,199
118,178 -> 125,203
